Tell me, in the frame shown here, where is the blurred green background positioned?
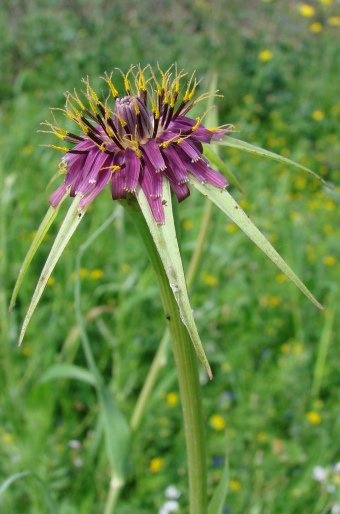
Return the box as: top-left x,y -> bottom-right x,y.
1,0 -> 339,513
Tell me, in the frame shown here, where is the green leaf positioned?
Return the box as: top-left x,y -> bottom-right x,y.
218,136 -> 332,188
18,196 -> 87,346
208,453 -> 229,514
0,471 -> 58,514
9,193 -> 68,312
39,364 -> 96,386
99,386 -> 130,482
189,176 -> 324,310
135,179 -> 213,379
203,145 -> 244,193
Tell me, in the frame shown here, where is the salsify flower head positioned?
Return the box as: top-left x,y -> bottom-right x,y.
45,64 -> 232,223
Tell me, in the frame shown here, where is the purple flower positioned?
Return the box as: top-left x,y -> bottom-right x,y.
46,65 -> 232,223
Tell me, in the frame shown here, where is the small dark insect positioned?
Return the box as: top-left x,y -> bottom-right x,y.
166,314 -> 171,320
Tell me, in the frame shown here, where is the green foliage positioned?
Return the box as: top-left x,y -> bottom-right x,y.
1,1 -> 339,513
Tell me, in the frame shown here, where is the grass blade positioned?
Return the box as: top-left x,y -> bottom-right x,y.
39,363 -> 96,386
208,453 -> 229,514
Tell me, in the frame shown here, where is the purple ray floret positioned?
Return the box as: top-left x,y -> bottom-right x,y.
46,65 -> 233,223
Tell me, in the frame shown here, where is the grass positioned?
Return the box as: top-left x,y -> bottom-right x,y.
1,1 -> 340,513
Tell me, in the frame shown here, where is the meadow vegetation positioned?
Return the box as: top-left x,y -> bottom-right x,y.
0,1 -> 339,513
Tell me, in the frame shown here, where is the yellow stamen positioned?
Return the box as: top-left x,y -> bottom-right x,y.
102,72 -> 119,98
42,144 -> 69,153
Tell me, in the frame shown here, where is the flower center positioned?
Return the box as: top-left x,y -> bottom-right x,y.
114,95 -> 153,144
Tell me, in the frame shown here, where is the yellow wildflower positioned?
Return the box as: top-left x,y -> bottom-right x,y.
257,432 -> 268,443
298,4 -> 315,17
229,479 -> 242,492
275,273 -> 289,284
280,148 -> 290,157
23,347 -> 33,356
310,22 -> 323,32
258,50 -> 273,62
210,415 -> 226,431
149,457 -> 165,473
47,277 -> 55,286
71,268 -> 89,280
293,343 -> 304,354
221,362 -> 232,372
90,269 -> 104,280
323,225 -> 333,234
166,392 -> 178,407
182,219 -> 193,230
307,411 -> 322,425
328,16 -> 340,25
323,255 -> 336,266
23,145 -> 34,156
243,95 -> 254,104
281,343 -> 291,354
225,223 -> 238,233
319,0 -> 332,5
312,110 -> 325,121
201,272 -> 218,286
2,433 -> 15,444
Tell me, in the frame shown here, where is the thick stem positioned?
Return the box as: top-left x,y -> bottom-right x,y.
123,198 -> 207,514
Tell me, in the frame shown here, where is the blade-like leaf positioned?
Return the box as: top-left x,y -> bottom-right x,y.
9,193 -> 68,312
0,472 -> 30,496
203,145 -> 244,193
135,179 -> 213,379
18,196 -> 87,346
218,136 -> 332,188
39,364 -> 96,386
208,453 -> 229,514
99,385 -> 130,482
0,471 -> 58,514
189,176 -> 324,310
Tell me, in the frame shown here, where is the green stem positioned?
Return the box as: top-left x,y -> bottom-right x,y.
123,198 -> 207,514
130,198 -> 213,432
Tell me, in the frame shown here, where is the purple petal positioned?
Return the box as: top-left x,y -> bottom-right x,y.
178,149 -> 227,188
79,168 -> 112,208
125,148 -> 141,192
162,145 -> 189,184
211,126 -> 233,141
49,182 -> 67,208
87,152 -> 110,183
139,165 -> 165,223
190,126 -> 214,143
176,139 -> 201,161
141,139 -> 166,172
166,175 -> 190,203
111,151 -> 127,200
75,151 -> 109,196
111,168 -> 127,200
65,155 -> 87,187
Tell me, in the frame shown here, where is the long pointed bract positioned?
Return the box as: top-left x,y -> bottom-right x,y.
136,178 -> 213,379
18,196 -> 87,346
9,193 -> 68,312
189,176 -> 323,310
218,136 -> 332,188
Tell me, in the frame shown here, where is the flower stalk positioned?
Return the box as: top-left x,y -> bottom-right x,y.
123,195 -> 207,514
